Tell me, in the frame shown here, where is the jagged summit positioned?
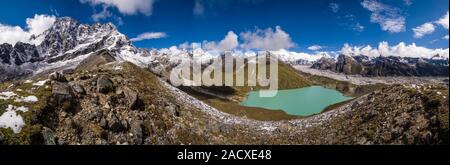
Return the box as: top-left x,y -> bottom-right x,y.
0,17 -> 147,82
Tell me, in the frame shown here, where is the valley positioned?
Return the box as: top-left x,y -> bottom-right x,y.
241,86 -> 353,116
0,17 -> 448,145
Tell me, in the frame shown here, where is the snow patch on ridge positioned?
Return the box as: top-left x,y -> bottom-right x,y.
0,105 -> 29,133
15,95 -> 38,103
0,92 -> 17,100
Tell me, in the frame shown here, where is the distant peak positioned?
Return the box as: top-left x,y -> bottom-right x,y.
55,17 -> 78,24
93,22 -> 117,31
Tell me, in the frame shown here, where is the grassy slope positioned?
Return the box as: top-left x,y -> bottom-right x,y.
0,79 -> 52,144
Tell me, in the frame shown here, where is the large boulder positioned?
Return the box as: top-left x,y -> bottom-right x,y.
130,120 -> 143,145
97,75 -> 114,94
69,82 -> 86,96
106,112 -> 124,132
41,127 -> 56,145
122,87 -> 143,110
51,82 -> 77,112
49,72 -> 67,82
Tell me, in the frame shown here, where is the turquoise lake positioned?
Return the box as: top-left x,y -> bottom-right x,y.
241,86 -> 353,116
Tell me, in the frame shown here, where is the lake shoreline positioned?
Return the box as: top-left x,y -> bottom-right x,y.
241,86 -> 353,116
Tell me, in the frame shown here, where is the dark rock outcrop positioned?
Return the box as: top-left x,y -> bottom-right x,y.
49,72 -> 68,82
0,43 -> 13,64
0,42 -> 41,65
97,75 -> 114,94
11,42 -> 41,65
335,55 -> 364,74
41,127 -> 57,145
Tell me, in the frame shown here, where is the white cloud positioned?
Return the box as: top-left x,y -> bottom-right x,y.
26,14 -> 56,36
341,44 -> 381,58
91,5 -> 112,21
436,11 -> 449,29
340,41 -> 449,59
80,0 -> 155,17
329,3 -> 340,13
361,0 -> 405,33
353,23 -> 365,32
81,0 -> 155,25
203,31 -> 239,51
403,0 -> 413,6
130,32 -> 167,42
273,49 -> 333,62
443,35 -> 449,40
308,45 -> 323,51
413,22 -> 435,38
0,24 -> 30,45
178,42 -> 191,50
240,26 -> 296,51
0,14 -> 56,45
412,11 -> 448,39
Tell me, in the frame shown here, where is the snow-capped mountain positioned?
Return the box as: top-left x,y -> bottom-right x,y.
0,17 -> 151,82
272,49 -> 333,65
1,16 -> 449,82
311,54 -> 449,77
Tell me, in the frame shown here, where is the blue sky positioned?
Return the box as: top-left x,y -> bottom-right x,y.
0,0 -> 448,53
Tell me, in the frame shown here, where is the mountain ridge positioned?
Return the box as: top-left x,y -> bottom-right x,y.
0,17 -> 151,82
0,17 -> 448,145
311,54 -> 449,77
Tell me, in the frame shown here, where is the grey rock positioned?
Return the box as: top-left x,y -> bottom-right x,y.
57,138 -> 67,145
49,72 -> 67,82
51,82 -> 78,112
70,83 -> 86,95
107,113 -> 123,132
365,110 -> 379,121
41,127 -> 57,145
116,89 -> 124,97
107,95 -> 118,107
130,120 -> 143,145
97,75 -> 114,94
165,104 -> 180,117
88,109 -> 103,121
78,74 -> 91,80
123,87 -> 141,110
219,124 -> 233,134
52,82 -> 71,95
99,117 -> 108,129
94,138 -> 108,145
121,119 -> 129,130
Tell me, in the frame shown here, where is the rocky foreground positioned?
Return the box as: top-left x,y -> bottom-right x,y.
1,52 -> 448,145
